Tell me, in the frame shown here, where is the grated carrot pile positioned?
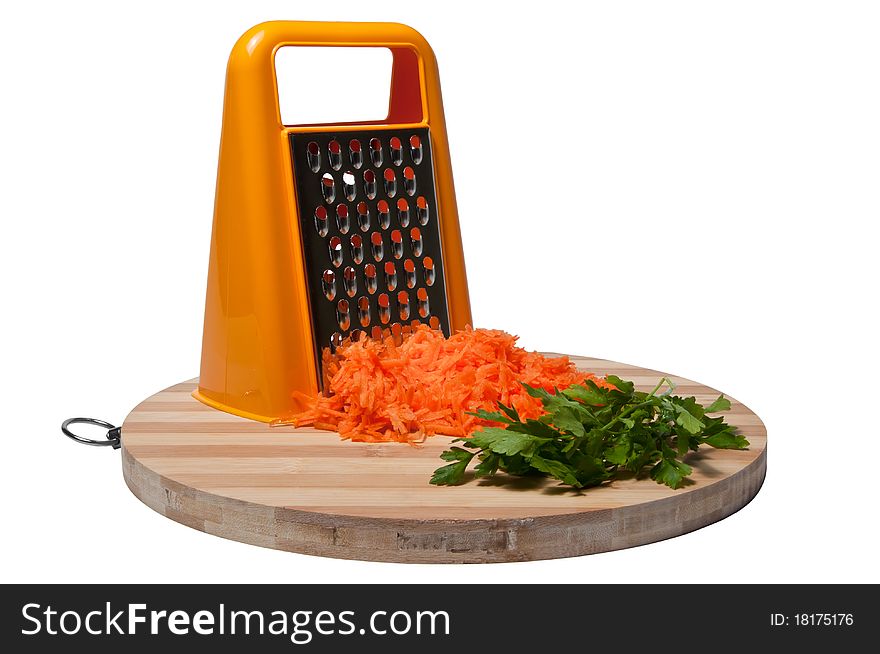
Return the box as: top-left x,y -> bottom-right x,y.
275,325 -> 611,443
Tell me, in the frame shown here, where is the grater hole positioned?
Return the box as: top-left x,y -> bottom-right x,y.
307,141 -> 321,172
429,315 -> 440,330
384,261 -> 398,291
342,171 -> 357,201
370,231 -> 384,262
350,234 -> 364,264
356,201 -> 370,231
390,229 -> 403,259
409,135 -> 423,164
364,263 -> 378,294
411,319 -> 421,330
329,236 -> 343,268
403,258 -> 416,288
322,269 -> 336,301
350,328 -> 364,343
343,266 -> 357,297
349,139 -> 363,169
417,287 -> 429,318
389,137 -> 403,166
370,138 -> 383,167
397,290 -> 410,321
363,169 -> 377,200
383,168 -> 397,198
410,227 -> 423,257
422,256 -> 435,286
328,140 -> 343,170
337,299 -> 350,330
336,204 -> 350,234
391,322 -> 403,345
358,296 -> 371,327
314,206 -> 329,236
416,196 -> 429,225
378,293 -> 391,324
397,198 -> 410,227
377,200 -> 390,229
371,325 -> 383,340
321,173 -> 336,204
403,167 -> 416,196
330,331 -> 343,349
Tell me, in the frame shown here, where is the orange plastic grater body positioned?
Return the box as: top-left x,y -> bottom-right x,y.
194,21 -> 472,423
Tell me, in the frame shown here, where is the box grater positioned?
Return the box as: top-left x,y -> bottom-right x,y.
195,21 -> 472,422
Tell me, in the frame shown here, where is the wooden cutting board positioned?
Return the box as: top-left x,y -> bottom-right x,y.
121,355 -> 766,563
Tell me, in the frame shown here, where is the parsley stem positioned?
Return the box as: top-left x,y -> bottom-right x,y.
647,377 -> 675,398
599,377 -> 672,432
601,402 -> 649,431
646,378 -> 667,398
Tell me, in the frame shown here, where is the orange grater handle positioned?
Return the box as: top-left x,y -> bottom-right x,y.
229,21 -> 438,127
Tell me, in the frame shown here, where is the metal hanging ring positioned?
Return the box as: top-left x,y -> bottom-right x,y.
61,417 -> 121,449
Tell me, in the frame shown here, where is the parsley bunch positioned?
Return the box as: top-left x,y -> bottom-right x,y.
430,375 -> 748,490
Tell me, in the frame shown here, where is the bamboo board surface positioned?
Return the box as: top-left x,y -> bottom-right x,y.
121,356 -> 766,563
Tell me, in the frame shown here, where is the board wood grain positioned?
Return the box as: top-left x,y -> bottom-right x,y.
121,356 -> 766,563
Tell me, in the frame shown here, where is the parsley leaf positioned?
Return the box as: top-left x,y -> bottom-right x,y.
467,407 -> 513,424
702,430 -> 749,449
561,384 -> 608,406
705,394 -> 731,413
430,446 -> 476,485
468,428 -> 548,456
650,456 -> 693,489
530,455 -> 583,487
473,452 -> 500,478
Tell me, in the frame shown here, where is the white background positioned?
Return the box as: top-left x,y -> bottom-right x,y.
1,0 -> 878,583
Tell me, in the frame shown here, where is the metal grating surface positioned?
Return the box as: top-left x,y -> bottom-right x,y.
290,127 -> 449,380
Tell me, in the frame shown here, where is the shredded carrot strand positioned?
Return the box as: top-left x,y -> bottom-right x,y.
274,325 -> 611,443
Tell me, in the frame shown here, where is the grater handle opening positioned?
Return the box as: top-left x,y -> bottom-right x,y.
230,21 -> 434,128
